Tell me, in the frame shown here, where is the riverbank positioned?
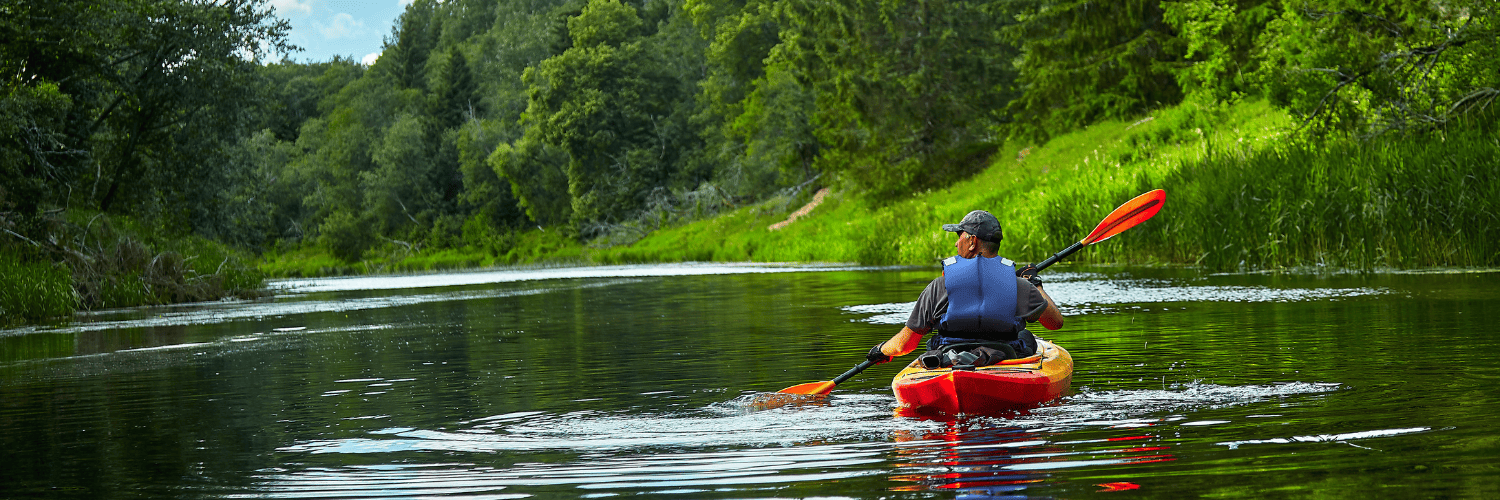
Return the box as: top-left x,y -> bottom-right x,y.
10,100 -> 1495,326
255,98 -> 1500,278
595,99 -> 1499,271
0,213 -> 266,326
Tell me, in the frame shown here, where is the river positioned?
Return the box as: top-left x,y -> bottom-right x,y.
2,263 -> 1497,498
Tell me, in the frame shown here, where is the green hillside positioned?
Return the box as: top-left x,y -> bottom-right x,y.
591,97 -> 1496,272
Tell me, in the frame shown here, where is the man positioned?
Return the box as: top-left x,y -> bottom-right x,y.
867,209 -> 1063,368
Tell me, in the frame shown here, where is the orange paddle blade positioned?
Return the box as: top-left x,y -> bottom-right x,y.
778,381 -> 836,395
1081,189 -> 1166,245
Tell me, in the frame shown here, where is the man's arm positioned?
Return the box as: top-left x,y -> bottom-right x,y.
1018,276 -> 1064,330
868,278 -> 943,364
879,326 -> 929,357
1036,286 -> 1063,330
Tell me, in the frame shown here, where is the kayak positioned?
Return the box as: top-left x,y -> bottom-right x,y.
891,339 -> 1073,415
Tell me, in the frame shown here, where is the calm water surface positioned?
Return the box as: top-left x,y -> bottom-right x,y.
2,263 -> 1497,498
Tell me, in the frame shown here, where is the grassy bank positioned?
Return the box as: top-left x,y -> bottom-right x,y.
592,99 -> 1285,267
594,98 -> 1498,271
1144,126 -> 1500,270
254,98 -> 1498,277
1,213 -> 266,326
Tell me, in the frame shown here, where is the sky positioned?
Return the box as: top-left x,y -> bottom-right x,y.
268,0 -> 412,65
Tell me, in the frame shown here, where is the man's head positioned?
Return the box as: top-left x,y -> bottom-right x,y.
943,210 -> 1002,258
943,210 -> 1003,242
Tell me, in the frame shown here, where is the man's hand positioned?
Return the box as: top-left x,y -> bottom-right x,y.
1016,264 -> 1042,288
866,343 -> 892,364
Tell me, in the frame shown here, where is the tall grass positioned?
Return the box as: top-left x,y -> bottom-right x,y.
66,219 -> 268,308
0,250 -> 79,325
2,213 -> 267,325
597,98 -> 1499,272
596,99 -> 1294,268
1136,128 -> 1500,270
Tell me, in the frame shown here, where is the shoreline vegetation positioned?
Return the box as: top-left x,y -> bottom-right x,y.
5,0 -> 1497,327
4,98 -> 1496,328
258,99 -> 1499,275
1,213 -> 267,326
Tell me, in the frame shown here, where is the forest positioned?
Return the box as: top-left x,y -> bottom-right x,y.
2,0 -> 1498,324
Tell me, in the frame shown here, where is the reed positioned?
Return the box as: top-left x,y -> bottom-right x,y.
2,213 -> 267,325
0,251 -> 79,325
1138,128 -> 1500,270
68,226 -> 268,308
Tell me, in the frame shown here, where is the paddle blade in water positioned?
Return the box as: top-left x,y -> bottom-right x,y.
1082,189 -> 1166,245
747,391 -> 831,411
778,381 -> 836,395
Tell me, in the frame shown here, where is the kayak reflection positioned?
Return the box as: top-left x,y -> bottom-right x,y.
886,421 -> 1175,497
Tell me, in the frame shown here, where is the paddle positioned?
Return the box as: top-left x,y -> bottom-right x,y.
775,189 -> 1167,396
777,360 -> 876,396
1034,188 -> 1166,272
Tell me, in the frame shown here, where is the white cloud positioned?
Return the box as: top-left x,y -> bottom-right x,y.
399,0 -> 414,7
362,52 -> 381,66
317,13 -> 365,39
270,0 -> 314,17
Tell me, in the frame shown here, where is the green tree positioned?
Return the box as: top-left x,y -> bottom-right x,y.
489,135 -> 573,226
692,0 -> 1018,201
430,47 -> 480,130
379,0 -> 438,91
255,58 -> 364,142
458,119 -> 528,232
363,114 -> 436,238
2,1 -> 106,225
517,0 -> 690,235
1,0 -> 292,232
0,79 -> 76,226
1001,0 -> 1185,141
1163,0 -> 1280,103
1250,0 -> 1499,135
688,0 -> 810,199
801,0 -> 1018,199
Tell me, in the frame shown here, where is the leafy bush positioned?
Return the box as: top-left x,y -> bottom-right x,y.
318,211 -> 374,263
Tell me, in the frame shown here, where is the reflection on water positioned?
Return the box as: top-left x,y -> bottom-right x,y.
240,380 -> 1347,497
1216,426 -> 1432,450
2,265 -> 1497,498
888,425 -> 1168,496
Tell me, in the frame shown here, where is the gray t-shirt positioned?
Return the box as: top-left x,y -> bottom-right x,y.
905,275 -> 1051,333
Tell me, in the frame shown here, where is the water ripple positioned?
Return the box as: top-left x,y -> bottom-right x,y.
273,262 -> 887,294
252,381 -> 1354,497
843,279 -> 1385,324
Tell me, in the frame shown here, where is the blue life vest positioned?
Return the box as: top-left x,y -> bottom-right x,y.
940,255 -> 1023,340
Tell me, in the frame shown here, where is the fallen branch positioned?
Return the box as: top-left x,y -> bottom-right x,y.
3,228 -> 42,247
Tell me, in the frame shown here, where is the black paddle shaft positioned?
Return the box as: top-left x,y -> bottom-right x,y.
831,360 -> 876,385
1035,241 -> 1085,272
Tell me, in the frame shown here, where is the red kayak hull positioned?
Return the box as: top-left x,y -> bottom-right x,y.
892,339 -> 1073,415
